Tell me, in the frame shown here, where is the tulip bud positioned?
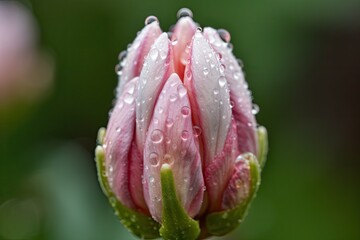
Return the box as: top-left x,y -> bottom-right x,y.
95,8 -> 268,240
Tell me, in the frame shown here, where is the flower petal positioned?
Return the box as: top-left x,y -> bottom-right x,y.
170,17 -> 197,79
117,21 -> 162,96
203,27 -> 258,155
136,33 -> 174,151
204,119 -> 240,211
184,32 -> 232,165
104,77 -> 147,211
143,73 -> 204,222
221,153 -> 257,209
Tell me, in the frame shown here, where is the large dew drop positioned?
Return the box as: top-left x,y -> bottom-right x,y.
177,85 -> 187,98
149,152 -> 159,167
150,129 -> 164,143
149,48 -> 159,61
145,16 -> 158,25
218,76 -> 227,88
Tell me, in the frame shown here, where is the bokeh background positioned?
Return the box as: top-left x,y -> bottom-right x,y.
1,0 -> 360,239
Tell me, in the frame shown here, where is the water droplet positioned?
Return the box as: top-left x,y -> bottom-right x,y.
181,130 -> 190,141
203,67 -> 209,76
118,50 -> 127,61
149,176 -> 155,184
217,29 -> 231,43
216,52 -> 222,61
127,83 -> 135,94
150,129 -> 164,143
166,118 -> 174,128
163,154 -> 174,165
115,64 -> 122,75
124,93 -> 134,104
177,8 -> 193,19
193,126 -> 202,137
171,39 -> 178,46
237,58 -> 244,68
251,104 -> 259,115
177,85 -> 187,98
218,76 -> 227,87
145,16 -> 158,25
227,42 -> 234,50
186,70 -> 192,79
149,152 -> 159,167
149,48 -> 159,61
159,50 -> 167,60
169,93 -> 178,102
158,107 -> 164,114
230,101 -> 235,108
181,106 -> 191,117
213,88 -> 219,95
220,64 -> 226,74
116,127 -> 121,133
196,27 -> 202,33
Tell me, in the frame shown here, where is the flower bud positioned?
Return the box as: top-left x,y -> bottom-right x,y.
95,8 -> 268,239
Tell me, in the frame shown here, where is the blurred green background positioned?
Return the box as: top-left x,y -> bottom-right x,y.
1,0 -> 360,239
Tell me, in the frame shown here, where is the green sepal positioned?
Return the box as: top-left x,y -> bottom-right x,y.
205,153 -> 261,236
159,164 -> 200,240
257,125 -> 268,168
95,128 -> 160,239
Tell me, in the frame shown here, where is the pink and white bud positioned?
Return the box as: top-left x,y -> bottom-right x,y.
98,8 -> 267,238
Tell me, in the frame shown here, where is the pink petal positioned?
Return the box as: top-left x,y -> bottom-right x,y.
104,77 -> 147,212
117,21 -> 162,96
143,73 -> 204,222
136,33 -> 174,151
203,27 -> 258,155
170,17 -> 197,80
221,154 -> 252,209
204,119 -> 240,211
184,32 -> 232,165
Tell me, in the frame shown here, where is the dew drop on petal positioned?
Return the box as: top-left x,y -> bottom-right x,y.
217,29 -> 231,43
163,154 -> 174,165
196,27 -> 202,33
118,50 -> 127,61
115,64 -> 122,75
149,152 -> 159,167
213,88 -> 219,95
171,39 -> 178,46
193,126 -> 202,137
177,85 -> 187,98
159,50 -> 167,60
149,176 -> 155,184
181,130 -> 190,141
177,8 -> 193,19
150,129 -> 164,143
124,93 -> 135,104
166,118 -> 174,128
149,48 -> 159,61
252,104 -> 260,115
218,76 -> 227,88
169,93 -> 178,102
181,106 -> 191,117
116,127 -> 121,133
186,70 -> 192,80
145,16 -> 158,25
203,67 -> 209,76
237,58 -> 244,68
